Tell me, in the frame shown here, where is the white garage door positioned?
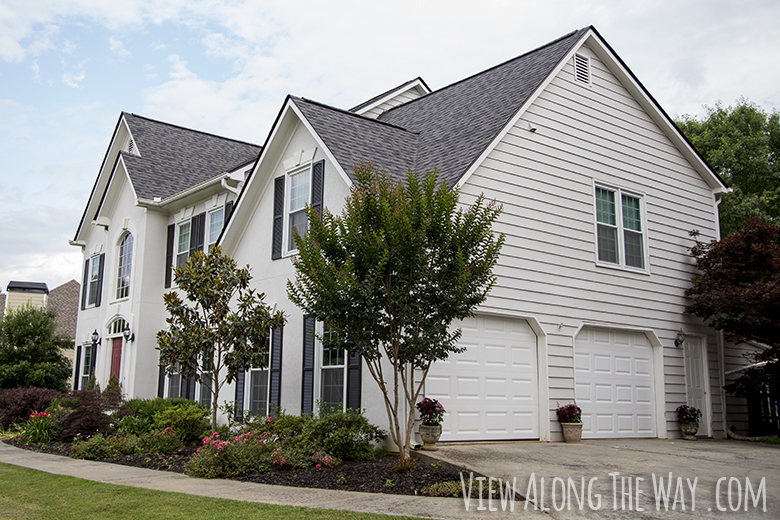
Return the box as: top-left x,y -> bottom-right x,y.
575,327 -> 656,438
426,315 -> 539,441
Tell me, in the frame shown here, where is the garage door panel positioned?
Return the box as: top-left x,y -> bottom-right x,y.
429,315 -> 538,441
575,327 -> 656,439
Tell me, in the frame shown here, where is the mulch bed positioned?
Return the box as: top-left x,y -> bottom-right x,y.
3,438 -> 482,497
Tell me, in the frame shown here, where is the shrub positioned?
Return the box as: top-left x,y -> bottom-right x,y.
17,411 -> 57,444
301,408 -> 385,461
113,414 -> 153,436
153,402 -> 209,443
251,412 -> 308,439
118,397 -> 193,423
187,430 -> 273,479
420,480 -> 462,497
50,389 -> 119,440
0,387 -> 63,430
312,451 -> 340,468
71,433 -> 136,460
136,427 -> 183,454
393,455 -> 417,473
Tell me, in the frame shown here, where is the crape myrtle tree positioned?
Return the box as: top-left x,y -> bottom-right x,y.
157,247 -> 287,431
287,163 -> 505,459
0,304 -> 72,391
686,218 -> 780,397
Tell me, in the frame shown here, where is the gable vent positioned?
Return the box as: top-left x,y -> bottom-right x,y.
574,54 -> 590,85
127,138 -> 135,154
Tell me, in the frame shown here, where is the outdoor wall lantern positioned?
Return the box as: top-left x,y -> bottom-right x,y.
91,329 -> 100,345
674,328 -> 686,347
122,324 -> 135,342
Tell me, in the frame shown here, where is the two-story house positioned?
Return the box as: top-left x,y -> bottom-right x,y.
73,26 -> 741,442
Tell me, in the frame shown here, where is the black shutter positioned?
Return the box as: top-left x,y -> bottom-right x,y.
73,345 -> 82,390
272,176 -> 285,260
224,200 -> 234,227
234,370 -> 245,420
94,253 -> 105,307
81,259 -> 89,310
269,327 -> 283,411
311,160 -> 324,216
187,376 -> 196,401
165,224 -> 175,288
301,315 -> 315,415
157,365 -> 165,398
346,352 -> 362,411
190,212 -> 206,256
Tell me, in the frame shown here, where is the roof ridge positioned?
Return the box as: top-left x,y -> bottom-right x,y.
122,112 -> 261,148
293,97 -> 419,134
380,28 -> 584,117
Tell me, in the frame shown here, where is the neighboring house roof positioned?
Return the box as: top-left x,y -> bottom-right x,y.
121,113 -> 262,201
292,28 -> 588,186
48,280 -> 80,339
6,281 -> 49,294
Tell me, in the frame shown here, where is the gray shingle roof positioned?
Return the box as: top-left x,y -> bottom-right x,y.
122,113 -> 262,201
7,281 -> 49,293
294,28 -> 587,186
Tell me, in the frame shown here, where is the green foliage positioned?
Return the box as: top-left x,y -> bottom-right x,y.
762,436 -> 780,445
0,304 -> 72,391
419,480 -> 462,497
157,246 -> 286,432
300,407 -> 385,461
384,479 -> 395,489
676,99 -> 780,236
49,388 -> 121,440
17,411 -> 57,444
0,387 -> 63,430
287,163 -> 504,457
393,455 -> 417,473
115,397 -> 194,435
135,427 -> 183,454
71,433 -> 137,460
152,402 -> 210,443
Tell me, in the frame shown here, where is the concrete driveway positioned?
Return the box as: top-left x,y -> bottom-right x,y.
430,439 -> 779,519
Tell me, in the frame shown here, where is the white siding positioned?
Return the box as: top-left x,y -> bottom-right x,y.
362,86 -> 426,119
458,43 -> 722,440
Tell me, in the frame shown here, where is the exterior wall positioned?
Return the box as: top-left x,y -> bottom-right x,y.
5,290 -> 46,311
456,42 -> 722,440
229,120 -> 393,432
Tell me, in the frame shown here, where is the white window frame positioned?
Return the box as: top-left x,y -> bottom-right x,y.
284,164 -> 313,256
175,220 -> 191,268
87,256 -> 101,306
244,336 -> 272,416
593,184 -> 649,272
206,207 -> 224,252
80,343 -> 94,389
116,233 -> 133,300
315,322 -> 347,413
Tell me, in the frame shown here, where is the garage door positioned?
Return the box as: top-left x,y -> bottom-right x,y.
426,315 -> 539,441
575,327 -> 656,438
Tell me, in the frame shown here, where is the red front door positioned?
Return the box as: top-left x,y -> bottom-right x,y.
110,337 -> 122,379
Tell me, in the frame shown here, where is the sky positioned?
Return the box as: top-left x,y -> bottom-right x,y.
0,0 -> 778,293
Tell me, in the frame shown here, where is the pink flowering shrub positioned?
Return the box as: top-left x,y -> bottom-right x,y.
312,452 -> 341,468
416,397 -> 445,426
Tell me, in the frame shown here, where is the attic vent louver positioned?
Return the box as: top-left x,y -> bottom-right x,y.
574,54 -> 590,85
127,139 -> 135,154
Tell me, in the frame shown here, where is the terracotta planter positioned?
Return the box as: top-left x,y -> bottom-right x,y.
561,422 -> 583,443
419,424 -> 442,451
680,420 -> 699,440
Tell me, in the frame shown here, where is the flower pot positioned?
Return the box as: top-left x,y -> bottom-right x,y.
561,422 -> 583,443
419,424 -> 442,451
680,420 -> 699,440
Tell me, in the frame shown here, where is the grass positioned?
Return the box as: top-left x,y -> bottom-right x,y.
0,463 -> 421,520
762,435 -> 780,445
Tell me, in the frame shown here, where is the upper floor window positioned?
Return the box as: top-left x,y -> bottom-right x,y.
176,221 -> 191,268
595,186 -> 646,270
207,208 -> 224,251
87,256 -> 103,306
287,167 -> 311,252
116,233 -> 133,299
272,160 -> 324,260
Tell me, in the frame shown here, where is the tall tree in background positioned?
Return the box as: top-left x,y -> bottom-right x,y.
288,163 -> 505,459
0,304 -> 72,392
157,247 -> 287,431
676,99 -> 780,236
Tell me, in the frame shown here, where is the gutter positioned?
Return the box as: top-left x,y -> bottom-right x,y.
137,173 -> 228,208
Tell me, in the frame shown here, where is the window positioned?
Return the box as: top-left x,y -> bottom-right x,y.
199,357 -> 213,410
287,167 -> 311,251
176,222 -> 191,268
320,324 -> 345,411
116,233 -> 133,299
87,255 -> 104,306
81,344 -> 93,390
595,186 -> 646,269
247,337 -> 271,416
207,208 -> 224,251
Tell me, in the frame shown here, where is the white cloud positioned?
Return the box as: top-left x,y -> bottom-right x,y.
109,36 -> 131,58
62,69 -> 86,88
31,60 -> 40,82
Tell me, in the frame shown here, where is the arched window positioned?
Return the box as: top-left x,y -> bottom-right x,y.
117,233 -> 133,299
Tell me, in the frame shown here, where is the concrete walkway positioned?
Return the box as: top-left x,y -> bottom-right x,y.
431,438 -> 780,519
0,441 -> 544,519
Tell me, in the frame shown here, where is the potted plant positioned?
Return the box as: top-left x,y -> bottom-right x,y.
676,404 -> 702,440
556,403 -> 583,443
416,397 -> 446,451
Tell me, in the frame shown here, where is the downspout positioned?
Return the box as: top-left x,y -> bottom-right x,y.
713,194 -> 729,437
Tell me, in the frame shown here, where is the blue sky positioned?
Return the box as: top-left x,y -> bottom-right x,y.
1,0 -> 779,292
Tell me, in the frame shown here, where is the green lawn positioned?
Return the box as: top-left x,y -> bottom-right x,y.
0,463 -> 421,520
